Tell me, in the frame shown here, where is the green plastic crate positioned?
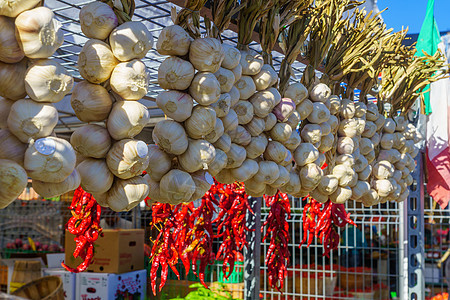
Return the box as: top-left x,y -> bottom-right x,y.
217,261 -> 244,283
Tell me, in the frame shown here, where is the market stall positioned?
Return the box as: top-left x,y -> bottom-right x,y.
0,0 -> 448,299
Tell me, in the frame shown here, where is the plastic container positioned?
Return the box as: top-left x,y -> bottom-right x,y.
218,261 -> 244,283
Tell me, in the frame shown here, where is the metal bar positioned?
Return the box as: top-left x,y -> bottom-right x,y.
244,196 -> 262,300
407,152 -> 425,299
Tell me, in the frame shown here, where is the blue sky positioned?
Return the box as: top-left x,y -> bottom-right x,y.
379,0 -> 450,34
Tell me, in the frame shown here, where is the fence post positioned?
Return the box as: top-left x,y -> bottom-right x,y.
407,152 -> 425,299
244,196 -> 262,300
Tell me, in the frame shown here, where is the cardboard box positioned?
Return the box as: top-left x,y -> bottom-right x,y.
76,269 -> 146,300
65,229 -> 144,274
43,268 -> 76,300
46,253 -> 65,269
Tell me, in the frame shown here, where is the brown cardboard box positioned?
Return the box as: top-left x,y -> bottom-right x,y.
64,229 -> 144,274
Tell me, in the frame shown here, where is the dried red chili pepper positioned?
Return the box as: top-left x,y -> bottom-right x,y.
262,191 -> 291,292
62,187 -> 102,273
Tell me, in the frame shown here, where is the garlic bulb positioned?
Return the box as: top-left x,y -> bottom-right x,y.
273,98 -> 296,122
80,2 -> 118,40
246,134 -> 268,159
263,141 -> 288,164
216,168 -> 236,184
0,129 -> 26,166
332,164 -> 357,187
235,76 -> 256,100
25,137 -> 76,183
279,171 -> 301,195
270,123 -> 293,143
213,133 -> 232,153
15,7 -> 64,58
284,83 -> 308,105
178,139 -> 216,173
189,170 -> 213,201
294,143 -> 319,167
8,99 -> 58,143
264,113 -> 277,131
307,102 -> 330,124
71,81 -> 113,122
156,90 -> 193,122
78,39 -> 118,84
373,179 -> 393,197
354,155 -> 369,173
189,72 -> 221,105
374,115 -> 386,131
339,99 -> 355,119
208,148 -> 228,176
0,159 -> 27,209
271,165 -> 290,188
250,90 -> 275,118
145,176 -> 167,203
309,83 -> 331,103
228,125 -> 251,146
160,169 -> 195,203
0,59 -> 27,100
284,130 -> 301,152
338,119 -> 358,138
329,96 -> 340,115
351,180 -> 371,200
222,44 -> 241,70
25,59 -> 73,103
214,68 -> 235,93
253,64 -> 277,91
225,143 -> 246,168
232,64 -> 242,83
110,21 -> 153,61
299,163 -> 323,191
230,159 -> 259,182
70,125 -> 111,159
244,177 -> 266,195
264,185 -> 277,196
296,99 -> 313,120
110,60 -> 149,100
318,133 -> 334,153
359,165 -> 372,181
33,169 -> 81,198
107,175 -> 150,211
0,97 -> 14,129
354,102 -> 367,118
337,137 -> 354,155
234,100 -> 254,125
229,86 -> 240,107
77,158 -> 114,194
244,117 -> 265,137
336,154 -> 355,166
253,161 -> 279,184
221,109 -> 238,132
107,101 -> 150,140
383,118 -> 395,133
240,49 -> 263,75
286,111 -> 301,130
0,0 -> 40,17
146,144 -> 172,181
366,102 -> 379,121
394,116 -> 407,132
153,120 -> 188,155
189,38 -> 224,73
106,139 -> 150,179
205,118 -> 224,143
156,25 -> 191,56
380,133 -> 394,150
330,186 -> 352,204
317,175 -> 339,195
185,105 -> 217,139
210,93 -> 231,118
373,160 -> 394,179
301,124 -> 322,144
158,56 -> 195,90
0,16 -> 24,63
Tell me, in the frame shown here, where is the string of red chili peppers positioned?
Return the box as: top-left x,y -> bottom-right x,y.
262,191 -> 291,292
212,181 -> 253,279
62,186 -> 102,273
300,198 -> 356,257
149,190 -> 217,295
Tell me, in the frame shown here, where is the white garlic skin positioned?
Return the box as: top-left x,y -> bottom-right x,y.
156,25 -> 192,56
80,2 -> 118,40
0,16 -> 24,63
109,21 -> 154,61
110,59 -> 149,100
78,39 -> 118,84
